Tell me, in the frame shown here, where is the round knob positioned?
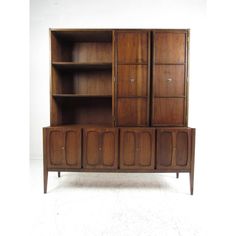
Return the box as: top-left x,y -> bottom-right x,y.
130,78 -> 135,83
99,147 -> 102,151
167,78 -> 173,82
61,147 -> 64,150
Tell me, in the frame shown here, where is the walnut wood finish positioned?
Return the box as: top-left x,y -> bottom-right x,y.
43,29 -> 195,195
154,32 -> 186,64
152,98 -> 185,126
153,65 -> 185,97
120,128 -> 155,169
83,128 -> 118,169
117,98 -> 148,126
156,128 -> 192,170
117,31 -> 148,64
44,127 -> 82,169
117,65 -> 148,97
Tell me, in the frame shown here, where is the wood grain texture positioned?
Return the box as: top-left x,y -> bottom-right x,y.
117,31 -> 148,64
156,128 -> 191,170
83,128 -> 118,169
120,128 -> 155,169
153,65 -> 185,97
152,98 -> 185,126
46,127 -> 82,169
117,98 -> 148,126
154,32 -> 186,64
117,65 -> 148,97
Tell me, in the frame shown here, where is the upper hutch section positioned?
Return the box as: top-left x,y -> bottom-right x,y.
50,29 -> 189,127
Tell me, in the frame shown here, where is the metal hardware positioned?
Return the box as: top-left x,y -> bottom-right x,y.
167,78 -> 173,82
130,78 -> 135,83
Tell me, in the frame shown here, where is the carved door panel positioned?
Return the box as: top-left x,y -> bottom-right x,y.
156,128 -> 191,170
120,128 -> 155,169
83,128 -> 118,169
47,128 -> 81,168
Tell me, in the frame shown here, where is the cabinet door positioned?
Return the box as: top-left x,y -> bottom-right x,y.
101,129 -> 118,168
152,98 -> 185,126
156,128 -> 191,170
47,129 -> 65,167
154,32 -> 186,64
117,98 -> 148,126
117,65 -> 148,97
120,128 -> 155,169
83,129 -> 100,168
46,128 -> 82,168
153,65 -> 185,97
64,129 -> 82,168
117,31 -> 148,64
83,128 -> 118,169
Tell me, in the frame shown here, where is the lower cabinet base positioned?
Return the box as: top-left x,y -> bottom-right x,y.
43,169 -> 194,195
43,127 -> 195,195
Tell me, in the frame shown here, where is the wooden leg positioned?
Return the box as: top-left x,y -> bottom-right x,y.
190,128 -> 196,195
44,169 -> 48,194
190,170 -> 194,195
58,172 -> 61,178
176,172 -> 179,178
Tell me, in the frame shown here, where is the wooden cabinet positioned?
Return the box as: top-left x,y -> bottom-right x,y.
154,32 -> 186,64
152,30 -> 188,126
120,128 -> 155,169
116,31 -> 150,126
156,128 -> 192,170
83,128 -> 118,169
117,65 -> 148,97
117,31 -> 148,64
45,127 -> 82,169
43,29 -> 195,194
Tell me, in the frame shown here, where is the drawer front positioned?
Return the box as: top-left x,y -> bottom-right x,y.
153,65 -> 185,97
117,98 -> 148,126
117,32 -> 148,64
154,32 -> 186,64
120,128 -> 155,170
156,128 -> 191,170
152,98 -> 185,126
117,65 -> 148,97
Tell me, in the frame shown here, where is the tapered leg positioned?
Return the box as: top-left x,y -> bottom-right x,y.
44,169 -> 48,194
176,172 -> 179,178
58,172 -> 61,178
190,128 -> 196,195
190,170 -> 194,195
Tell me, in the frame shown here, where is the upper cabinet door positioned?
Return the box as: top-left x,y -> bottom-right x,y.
154,32 -> 186,64
117,65 -> 148,97
117,31 -> 148,64
117,98 -> 148,126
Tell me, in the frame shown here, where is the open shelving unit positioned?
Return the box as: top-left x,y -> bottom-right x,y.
51,30 -> 114,126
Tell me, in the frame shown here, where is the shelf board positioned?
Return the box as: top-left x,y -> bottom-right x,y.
53,94 -> 112,98
52,62 -> 112,69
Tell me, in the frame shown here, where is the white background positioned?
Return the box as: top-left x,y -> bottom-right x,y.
0,0 -> 236,235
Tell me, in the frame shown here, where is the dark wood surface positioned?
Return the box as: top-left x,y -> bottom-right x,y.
83,128 -> 118,169
120,128 -> 155,169
44,29 -> 195,194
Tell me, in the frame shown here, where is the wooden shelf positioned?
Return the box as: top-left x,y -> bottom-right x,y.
52,62 -> 112,69
53,94 -> 112,98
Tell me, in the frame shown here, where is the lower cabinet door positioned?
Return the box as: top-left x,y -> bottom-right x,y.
83,128 -> 118,169
46,128 -> 82,169
120,128 -> 155,169
156,128 -> 191,170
